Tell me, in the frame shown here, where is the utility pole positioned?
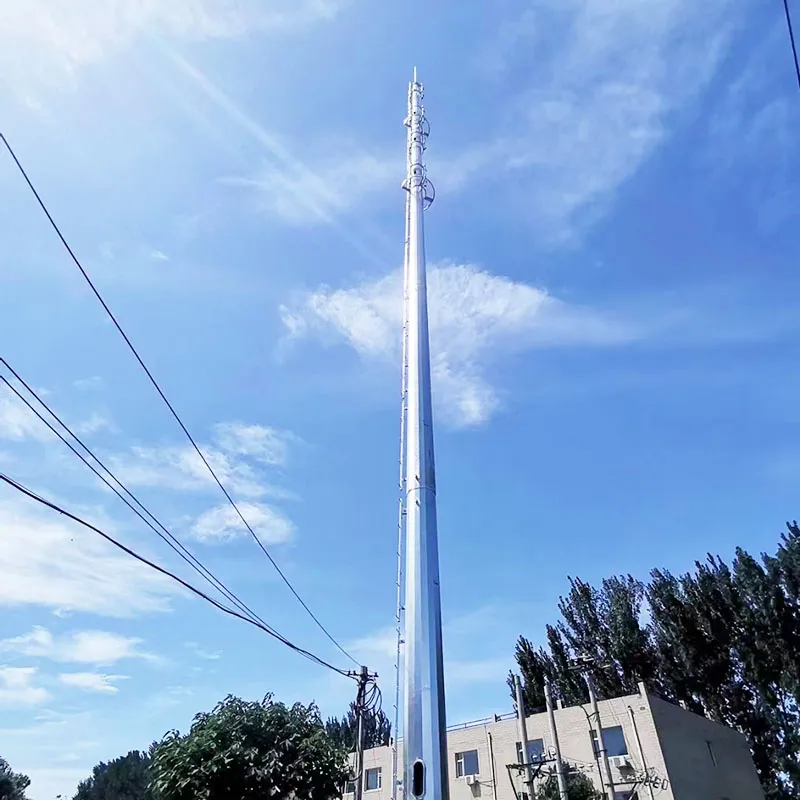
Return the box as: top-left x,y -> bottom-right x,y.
402,68 -> 448,800
627,706 -> 655,800
513,674 -> 534,798
544,680 -> 568,800
354,666 -> 369,800
584,671 -> 615,800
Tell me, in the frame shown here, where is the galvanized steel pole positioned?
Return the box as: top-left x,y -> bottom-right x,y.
402,68 -> 448,800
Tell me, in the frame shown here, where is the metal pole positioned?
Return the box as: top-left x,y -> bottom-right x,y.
355,667 -> 368,800
513,675 -> 534,798
392,187 -> 411,800
544,681 -> 568,800
486,730 -> 498,800
627,706 -> 655,800
585,673 -> 615,800
402,68 -> 448,800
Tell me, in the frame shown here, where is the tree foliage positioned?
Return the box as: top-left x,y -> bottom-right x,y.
150,694 -> 348,800
325,702 -> 392,751
534,768 -> 601,800
0,757 -> 30,800
512,521 -> 800,800
72,751 -> 154,800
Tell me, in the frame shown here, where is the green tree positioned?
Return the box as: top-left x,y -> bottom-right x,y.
508,636 -> 552,714
72,751 -> 154,800
534,768 -> 601,800
511,520 -> 800,799
0,757 -> 30,800
325,702 -> 391,750
151,694 -> 348,800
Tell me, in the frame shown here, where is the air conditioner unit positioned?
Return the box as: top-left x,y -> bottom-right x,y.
465,775 -> 480,786
609,756 -> 632,769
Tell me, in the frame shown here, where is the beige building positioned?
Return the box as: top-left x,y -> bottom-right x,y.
348,684 -> 763,800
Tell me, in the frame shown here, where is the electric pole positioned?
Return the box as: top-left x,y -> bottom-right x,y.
544,680 -> 569,800
354,666 -> 369,800
514,674 -> 535,798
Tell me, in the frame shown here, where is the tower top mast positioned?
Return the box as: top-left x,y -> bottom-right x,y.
401,71 -> 447,800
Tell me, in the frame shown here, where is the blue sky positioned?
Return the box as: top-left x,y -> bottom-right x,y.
1,0 -> 799,796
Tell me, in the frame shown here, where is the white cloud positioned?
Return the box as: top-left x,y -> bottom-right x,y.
349,627 -> 397,661
0,392 -> 51,442
190,502 -> 294,545
0,499 -> 174,616
229,0 -> 741,241
0,385 -> 112,440
73,413 -> 113,436
0,666 -> 50,707
230,149 -> 399,226
108,443 -> 268,498
58,672 -> 128,694
108,420 -> 297,498
72,376 -> 104,391
0,627 -> 155,666
0,0 -> 341,75
213,422 -> 292,466
282,262 -> 632,425
184,641 -> 222,660
456,0 -> 743,239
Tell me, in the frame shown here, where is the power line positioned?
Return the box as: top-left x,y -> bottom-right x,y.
0,358 -> 276,634
783,0 -> 800,89
0,131 -> 358,668
0,470 -> 355,679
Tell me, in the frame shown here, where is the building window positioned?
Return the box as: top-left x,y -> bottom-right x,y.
591,726 -> 628,757
706,740 -> 717,767
344,779 -> 357,795
455,750 -> 480,778
364,768 -> 382,792
515,739 -> 545,764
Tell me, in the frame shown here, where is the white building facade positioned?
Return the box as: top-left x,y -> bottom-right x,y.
349,684 -> 764,800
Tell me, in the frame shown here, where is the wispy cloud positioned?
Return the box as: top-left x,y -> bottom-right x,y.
455,0 -> 744,240
72,377 -> 104,392
0,0 -> 342,76
0,391 -> 52,442
108,421 -> 295,498
189,502 -> 294,545
228,148 -> 399,227
213,422 -> 293,467
58,672 -> 128,694
704,24 -> 800,234
0,627 -> 157,666
225,0 -> 743,242
0,499 -> 175,617
184,641 -> 222,660
282,262 -> 633,426
0,384 -> 112,442
0,666 -> 50,707
108,443 -> 268,498
73,413 -> 114,437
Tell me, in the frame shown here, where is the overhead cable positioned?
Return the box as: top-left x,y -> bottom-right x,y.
0,471 -> 354,679
0,358 -> 275,633
783,0 -> 800,89
0,131 -> 358,668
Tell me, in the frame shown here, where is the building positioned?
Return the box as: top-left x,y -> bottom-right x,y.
349,683 -> 764,800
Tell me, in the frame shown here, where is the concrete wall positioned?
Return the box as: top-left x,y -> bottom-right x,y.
348,688 -> 763,800
647,696 -> 764,800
